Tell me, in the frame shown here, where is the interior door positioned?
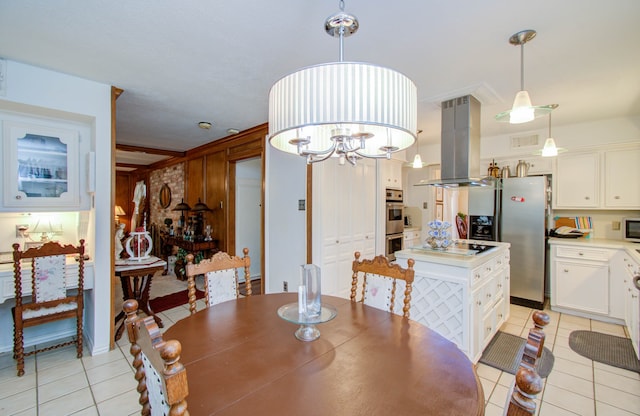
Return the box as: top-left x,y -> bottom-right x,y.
234,157 -> 262,281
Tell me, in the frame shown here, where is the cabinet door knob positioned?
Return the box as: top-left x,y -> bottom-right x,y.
564,269 -> 569,273
15,195 -> 22,200
614,196 -> 620,200
585,196 -> 590,200
578,252 -> 584,256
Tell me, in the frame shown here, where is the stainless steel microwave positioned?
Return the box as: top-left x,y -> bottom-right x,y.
623,218 -> 640,242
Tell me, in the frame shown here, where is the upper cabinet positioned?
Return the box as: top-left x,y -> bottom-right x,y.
380,159 -> 403,189
553,152 -> 600,208
605,148 -> 640,208
1,116 -> 91,211
553,144 -> 640,210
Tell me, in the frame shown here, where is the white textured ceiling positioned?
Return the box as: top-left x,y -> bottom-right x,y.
1,0 -> 639,153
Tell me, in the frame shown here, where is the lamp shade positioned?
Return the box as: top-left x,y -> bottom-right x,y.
541,138 -> 558,157
172,199 -> 191,212
412,154 -> 423,169
114,205 -> 126,216
269,62 -> 417,158
192,198 -> 211,212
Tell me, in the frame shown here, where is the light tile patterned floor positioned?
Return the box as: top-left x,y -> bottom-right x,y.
1,301 -> 638,415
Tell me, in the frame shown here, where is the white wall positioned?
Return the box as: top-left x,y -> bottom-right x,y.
264,144 -> 307,294
1,59 -> 112,355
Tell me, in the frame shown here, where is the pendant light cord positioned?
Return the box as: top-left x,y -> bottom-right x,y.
520,43 -> 525,91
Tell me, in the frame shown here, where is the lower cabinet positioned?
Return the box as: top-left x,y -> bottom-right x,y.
551,243 -> 613,317
622,255 -> 640,359
554,260 -> 609,315
396,247 -> 510,362
403,229 -> 421,248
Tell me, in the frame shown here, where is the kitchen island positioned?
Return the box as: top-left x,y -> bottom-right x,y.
395,240 -> 510,362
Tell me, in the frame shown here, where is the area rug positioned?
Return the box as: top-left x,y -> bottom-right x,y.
479,331 -> 554,378
569,330 -> 640,373
150,289 -> 204,313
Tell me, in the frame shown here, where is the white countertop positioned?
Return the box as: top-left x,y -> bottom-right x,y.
395,240 -> 510,268
548,237 -> 640,263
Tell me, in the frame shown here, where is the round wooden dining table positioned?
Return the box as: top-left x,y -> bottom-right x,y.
163,293 -> 485,416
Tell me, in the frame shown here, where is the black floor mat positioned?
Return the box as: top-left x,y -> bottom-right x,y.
569,330 -> 640,373
479,331 -> 554,377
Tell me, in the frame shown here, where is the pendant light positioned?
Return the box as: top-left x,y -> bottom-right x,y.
412,130 -> 424,168
540,105 -> 565,157
495,30 -> 556,124
268,0 -> 417,166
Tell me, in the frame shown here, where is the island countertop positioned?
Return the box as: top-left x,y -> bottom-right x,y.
395,239 -> 510,268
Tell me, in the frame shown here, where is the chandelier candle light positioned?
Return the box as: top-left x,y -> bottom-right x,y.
268,0 -> 417,166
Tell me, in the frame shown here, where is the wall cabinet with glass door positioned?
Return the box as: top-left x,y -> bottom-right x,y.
2,120 -> 86,210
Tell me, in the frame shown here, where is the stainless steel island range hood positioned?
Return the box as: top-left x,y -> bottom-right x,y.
418,95 -> 495,187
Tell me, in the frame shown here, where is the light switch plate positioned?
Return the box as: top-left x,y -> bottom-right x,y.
612,221 -> 621,231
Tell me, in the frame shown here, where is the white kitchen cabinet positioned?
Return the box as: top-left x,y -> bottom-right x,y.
550,242 -> 615,318
554,152 -> 599,208
553,144 -> 640,210
403,229 -> 421,248
380,159 -> 403,189
622,254 -> 640,358
527,157 -> 553,175
395,244 -> 510,362
312,158 -> 376,299
605,148 -> 640,208
3,121 -> 80,208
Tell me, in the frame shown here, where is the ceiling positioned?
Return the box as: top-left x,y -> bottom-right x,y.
1,1 -> 639,165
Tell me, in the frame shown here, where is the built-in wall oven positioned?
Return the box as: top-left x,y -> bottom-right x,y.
385,189 -> 404,261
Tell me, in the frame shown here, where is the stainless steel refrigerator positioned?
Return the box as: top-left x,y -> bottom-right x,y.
500,176 -> 549,309
468,176 -> 549,309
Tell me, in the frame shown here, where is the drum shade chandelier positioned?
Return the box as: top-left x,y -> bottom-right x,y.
268,0 -> 417,166
495,30 -> 555,124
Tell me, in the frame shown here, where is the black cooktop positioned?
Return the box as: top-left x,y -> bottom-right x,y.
454,242 -> 496,254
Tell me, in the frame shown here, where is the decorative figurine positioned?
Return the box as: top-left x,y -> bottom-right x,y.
115,223 -> 125,261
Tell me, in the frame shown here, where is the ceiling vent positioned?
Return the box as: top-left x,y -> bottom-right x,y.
510,134 -> 540,149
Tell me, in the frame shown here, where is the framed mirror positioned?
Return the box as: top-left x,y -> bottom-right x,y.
159,183 -> 171,208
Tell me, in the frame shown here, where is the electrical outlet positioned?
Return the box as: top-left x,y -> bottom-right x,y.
423,202 -> 428,209
283,281 -> 288,292
612,221 -> 621,231
298,199 -> 305,211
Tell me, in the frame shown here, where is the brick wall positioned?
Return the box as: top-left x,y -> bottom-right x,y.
149,163 -> 185,230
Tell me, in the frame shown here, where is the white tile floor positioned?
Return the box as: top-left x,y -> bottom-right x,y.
1,301 -> 639,415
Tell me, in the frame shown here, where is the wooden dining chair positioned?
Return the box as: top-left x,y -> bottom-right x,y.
504,310 -> 551,416
12,240 -> 85,377
184,248 -> 251,315
124,299 -> 189,416
351,252 -> 415,318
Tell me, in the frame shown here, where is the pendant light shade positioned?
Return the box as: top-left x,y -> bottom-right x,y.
539,105 -> 565,157
541,138 -> 559,157
268,1 -> 417,166
412,154 -> 423,169
495,30 -> 555,124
